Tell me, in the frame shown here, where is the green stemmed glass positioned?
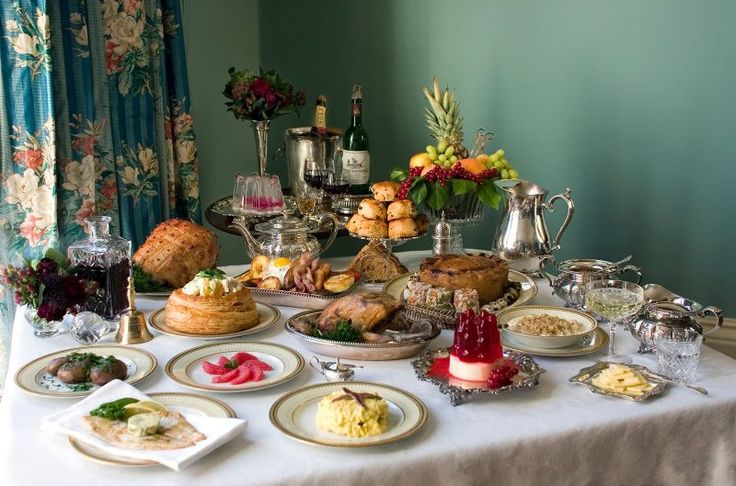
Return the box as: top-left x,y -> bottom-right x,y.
585,279 -> 644,364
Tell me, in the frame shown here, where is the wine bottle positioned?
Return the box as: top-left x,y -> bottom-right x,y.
310,95 -> 328,137
342,84 -> 370,194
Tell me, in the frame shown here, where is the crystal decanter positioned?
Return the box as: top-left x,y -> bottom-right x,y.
67,216 -> 131,319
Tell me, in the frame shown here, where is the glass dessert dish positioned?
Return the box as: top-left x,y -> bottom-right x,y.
232,173 -> 286,216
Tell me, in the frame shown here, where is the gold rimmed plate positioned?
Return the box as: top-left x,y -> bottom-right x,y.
148,302 -> 280,340
15,345 -> 156,398
68,392 -> 236,467
269,382 -> 427,448
165,342 -> 304,393
502,326 -> 609,357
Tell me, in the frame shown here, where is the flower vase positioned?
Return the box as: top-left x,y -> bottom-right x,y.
24,306 -> 63,337
252,120 -> 271,176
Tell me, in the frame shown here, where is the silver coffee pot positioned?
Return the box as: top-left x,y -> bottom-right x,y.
540,256 -> 642,310
493,179 -> 574,274
626,284 -> 723,353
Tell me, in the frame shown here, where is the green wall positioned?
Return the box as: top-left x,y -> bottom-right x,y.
255,0 -> 734,311
183,1 -> 734,311
184,0 -> 260,266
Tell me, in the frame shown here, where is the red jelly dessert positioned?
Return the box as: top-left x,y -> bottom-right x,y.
449,310 -> 503,382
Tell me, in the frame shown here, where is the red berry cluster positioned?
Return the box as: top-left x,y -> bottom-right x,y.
487,364 -> 519,389
423,167 -> 451,186
448,164 -> 499,183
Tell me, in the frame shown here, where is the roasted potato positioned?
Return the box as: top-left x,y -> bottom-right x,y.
257,276 -> 282,290
314,263 -> 332,291
89,359 -> 128,386
46,357 -> 69,376
57,360 -> 90,384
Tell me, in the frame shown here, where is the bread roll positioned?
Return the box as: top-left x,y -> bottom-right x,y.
371,181 -> 401,202
388,218 -> 419,239
357,198 -> 387,220
387,200 -> 417,221
356,218 -> 388,239
346,214 -> 366,233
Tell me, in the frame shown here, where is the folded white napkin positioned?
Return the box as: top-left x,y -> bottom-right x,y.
41,380 -> 247,471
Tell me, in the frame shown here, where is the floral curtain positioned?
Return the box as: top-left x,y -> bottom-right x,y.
0,0 -> 201,334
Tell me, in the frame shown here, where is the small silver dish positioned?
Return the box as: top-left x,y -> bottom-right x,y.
569,361 -> 668,402
411,347 -> 545,406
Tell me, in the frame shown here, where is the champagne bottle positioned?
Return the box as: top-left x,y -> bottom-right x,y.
310,95 -> 328,137
342,84 -> 370,194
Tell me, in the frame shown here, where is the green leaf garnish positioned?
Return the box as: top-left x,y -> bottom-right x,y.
311,319 -> 361,342
390,167 -> 407,182
451,178 -> 478,196
478,180 -> 502,209
409,179 -> 428,205
90,397 -> 139,420
427,182 -> 449,211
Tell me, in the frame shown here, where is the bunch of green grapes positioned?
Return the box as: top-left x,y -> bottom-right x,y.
486,149 -> 519,179
426,141 -> 458,168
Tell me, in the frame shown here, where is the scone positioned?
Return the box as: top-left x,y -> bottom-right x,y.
346,213 -> 366,233
371,181 -> 401,202
165,269 -> 260,335
386,200 -> 417,221
357,218 -> 388,239
388,217 -> 419,239
357,198 -> 387,220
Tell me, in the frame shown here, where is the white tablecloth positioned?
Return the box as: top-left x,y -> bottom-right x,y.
1,250 -> 735,486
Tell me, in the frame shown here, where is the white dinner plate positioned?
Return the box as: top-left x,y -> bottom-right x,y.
15,345 -> 157,398
165,342 -> 304,393
68,392 -> 236,467
148,302 -> 280,340
270,382 -> 427,447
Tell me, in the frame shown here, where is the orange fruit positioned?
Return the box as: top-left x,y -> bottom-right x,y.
458,158 -> 487,175
409,153 -> 433,169
421,163 -> 439,176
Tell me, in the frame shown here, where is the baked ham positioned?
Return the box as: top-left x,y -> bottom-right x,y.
133,219 -> 218,288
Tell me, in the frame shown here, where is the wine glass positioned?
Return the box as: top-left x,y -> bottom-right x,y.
294,185 -> 319,221
303,157 -> 328,204
322,172 -> 350,198
584,279 -> 644,364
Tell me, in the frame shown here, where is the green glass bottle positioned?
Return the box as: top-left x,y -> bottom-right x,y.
342,84 -> 370,194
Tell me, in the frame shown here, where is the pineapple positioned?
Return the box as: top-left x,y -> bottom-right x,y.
422,78 -> 468,159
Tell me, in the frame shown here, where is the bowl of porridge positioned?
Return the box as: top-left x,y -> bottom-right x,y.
497,306 -> 598,349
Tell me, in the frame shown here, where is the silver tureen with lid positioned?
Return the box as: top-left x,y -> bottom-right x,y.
540,256 -> 642,310
626,284 -> 723,353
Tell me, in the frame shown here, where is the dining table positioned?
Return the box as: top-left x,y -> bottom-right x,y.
1,249 -> 735,486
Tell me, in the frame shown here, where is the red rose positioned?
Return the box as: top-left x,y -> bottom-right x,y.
265,91 -> 282,107
250,78 -> 271,97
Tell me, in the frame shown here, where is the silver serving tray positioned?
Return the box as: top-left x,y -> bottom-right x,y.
237,270 -> 363,310
411,347 -> 545,406
285,308 -> 441,361
569,361 -> 668,402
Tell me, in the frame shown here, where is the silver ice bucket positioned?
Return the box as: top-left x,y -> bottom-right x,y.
282,127 -> 342,195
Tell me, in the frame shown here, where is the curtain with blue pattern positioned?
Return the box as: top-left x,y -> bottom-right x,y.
0,0 -> 200,332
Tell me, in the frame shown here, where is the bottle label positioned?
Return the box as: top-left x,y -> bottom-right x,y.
313,105 -> 327,130
342,150 -> 370,185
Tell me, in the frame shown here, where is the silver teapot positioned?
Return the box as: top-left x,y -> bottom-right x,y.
493,179 -> 574,274
230,213 -> 339,260
627,284 -> 723,353
540,256 -> 642,310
